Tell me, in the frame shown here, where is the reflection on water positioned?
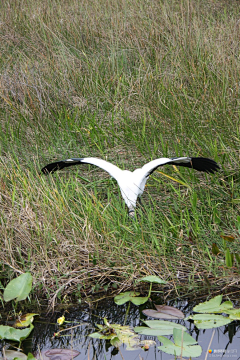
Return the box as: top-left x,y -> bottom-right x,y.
2,298 -> 240,360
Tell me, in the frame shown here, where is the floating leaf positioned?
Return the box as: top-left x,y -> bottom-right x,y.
88,332 -> 104,339
114,331 -> 139,350
2,351 -> 36,360
4,273 -> 32,302
131,296 -> 149,305
3,350 -> 27,360
114,291 -> 148,305
187,314 -> 232,329
108,327 -> 156,351
111,324 -> 135,332
14,313 -> 38,328
110,336 -> 122,348
0,324 -> 34,342
89,321 -> 140,349
143,305 -> 184,320
158,328 -> 202,357
114,291 -> 138,305
193,295 -> 233,313
137,276 -> 167,284
224,309 -> 240,320
134,320 -> 186,336
45,349 -> 80,360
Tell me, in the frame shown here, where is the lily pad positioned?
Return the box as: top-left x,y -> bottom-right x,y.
187,314 -> 232,329
134,320 -> 186,336
193,295 -> 233,313
4,273 -> 32,302
88,332 -> 103,339
110,336 -> 122,348
45,349 -> 80,360
224,309 -> 240,320
3,350 -> 27,360
158,328 -> 202,357
114,291 -> 148,305
0,324 -> 34,342
143,305 -> 184,320
2,351 -> 36,360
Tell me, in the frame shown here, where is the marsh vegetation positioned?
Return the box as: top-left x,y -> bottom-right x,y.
0,0 -> 240,305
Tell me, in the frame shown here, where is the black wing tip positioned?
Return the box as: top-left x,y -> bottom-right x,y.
41,158 -> 85,174
170,157 -> 220,173
41,161 -> 64,174
191,157 -> 220,173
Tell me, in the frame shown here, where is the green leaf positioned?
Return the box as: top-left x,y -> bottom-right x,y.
130,296 -> 149,305
192,295 -> 233,313
224,309 -> 240,320
103,317 -> 110,326
158,328 -> 202,357
4,273 -> 32,302
88,332 -> 104,339
134,320 -> 186,336
110,336 -> 122,348
114,291 -> 139,305
137,276 -> 167,284
157,336 -> 173,346
187,314 -> 232,329
14,314 -> 38,328
114,291 -> 148,305
235,253 -> 240,264
89,321 -> 139,348
225,248 -> 233,267
27,354 -> 38,360
0,324 -> 34,342
174,329 -> 198,346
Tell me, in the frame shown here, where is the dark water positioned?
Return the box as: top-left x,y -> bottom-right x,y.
4,298 -> 240,360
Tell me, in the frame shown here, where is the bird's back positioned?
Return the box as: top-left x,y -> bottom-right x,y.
116,170 -> 142,209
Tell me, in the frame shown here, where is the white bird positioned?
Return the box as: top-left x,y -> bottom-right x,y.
41,156 -> 219,216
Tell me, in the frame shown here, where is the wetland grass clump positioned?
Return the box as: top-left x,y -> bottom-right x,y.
0,0 -> 240,306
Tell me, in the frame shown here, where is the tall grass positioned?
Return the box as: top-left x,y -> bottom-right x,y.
0,0 -> 240,305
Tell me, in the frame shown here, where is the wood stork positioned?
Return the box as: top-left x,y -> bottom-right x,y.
41,156 -> 219,216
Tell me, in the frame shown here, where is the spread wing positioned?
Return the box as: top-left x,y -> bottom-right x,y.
141,157 -> 220,177
41,157 -> 123,180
